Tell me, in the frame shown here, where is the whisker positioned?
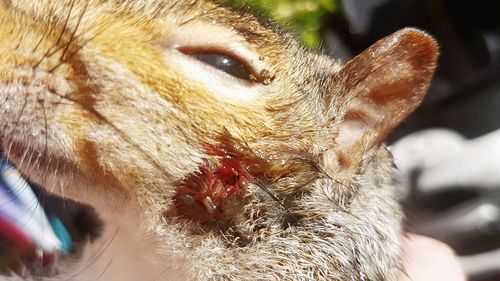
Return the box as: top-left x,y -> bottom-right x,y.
95,257 -> 113,280
14,33 -> 24,51
10,93 -> 29,138
59,0 -> 88,62
32,3 -> 58,53
63,227 -> 120,280
33,0 -> 76,70
53,0 -> 76,53
254,179 -> 283,206
40,91 -> 49,166
48,20 -> 112,73
44,91 -> 176,183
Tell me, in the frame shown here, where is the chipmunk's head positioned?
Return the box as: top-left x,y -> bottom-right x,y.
0,0 -> 437,279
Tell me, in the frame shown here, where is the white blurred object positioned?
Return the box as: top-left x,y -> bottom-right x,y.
0,163 -> 61,253
393,128 -> 500,193
392,129 -> 465,176
393,128 -> 500,279
461,248 -> 500,278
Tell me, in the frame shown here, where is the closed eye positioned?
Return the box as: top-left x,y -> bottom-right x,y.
161,23 -> 271,101
184,51 -> 253,82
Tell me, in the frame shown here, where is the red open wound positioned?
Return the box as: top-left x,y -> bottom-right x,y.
174,145 -> 257,224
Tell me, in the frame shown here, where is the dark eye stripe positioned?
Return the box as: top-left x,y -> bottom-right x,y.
188,52 -> 252,81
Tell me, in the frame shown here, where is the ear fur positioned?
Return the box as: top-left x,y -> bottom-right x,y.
334,28 -> 438,171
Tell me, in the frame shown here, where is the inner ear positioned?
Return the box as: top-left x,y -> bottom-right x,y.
334,28 -> 438,171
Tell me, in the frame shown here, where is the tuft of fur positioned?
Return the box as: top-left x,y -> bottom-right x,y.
0,0 -> 437,280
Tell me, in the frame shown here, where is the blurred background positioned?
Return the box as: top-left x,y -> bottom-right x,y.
222,0 -> 500,280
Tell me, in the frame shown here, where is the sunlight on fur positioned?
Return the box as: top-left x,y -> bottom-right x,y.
0,0 -> 437,280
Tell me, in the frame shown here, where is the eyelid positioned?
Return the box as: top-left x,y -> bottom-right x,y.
160,21 -> 270,102
177,46 -> 258,82
163,48 -> 266,102
161,23 -> 268,82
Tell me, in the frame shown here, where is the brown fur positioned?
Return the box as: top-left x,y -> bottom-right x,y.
0,0 -> 437,280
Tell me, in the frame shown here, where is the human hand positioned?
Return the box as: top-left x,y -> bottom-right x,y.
399,233 -> 467,281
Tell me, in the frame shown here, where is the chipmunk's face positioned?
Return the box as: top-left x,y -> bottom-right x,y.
0,0 -> 437,280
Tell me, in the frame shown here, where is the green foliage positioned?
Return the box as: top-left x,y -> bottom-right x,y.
220,0 -> 337,48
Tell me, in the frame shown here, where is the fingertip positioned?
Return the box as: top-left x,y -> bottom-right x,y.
400,233 -> 467,281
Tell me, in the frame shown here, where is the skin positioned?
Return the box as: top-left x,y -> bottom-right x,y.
0,0 -> 437,280
400,234 -> 466,281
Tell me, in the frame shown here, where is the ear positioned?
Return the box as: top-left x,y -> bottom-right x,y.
334,28 -> 438,171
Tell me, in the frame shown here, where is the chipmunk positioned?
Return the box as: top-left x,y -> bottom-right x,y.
0,0 -> 438,280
